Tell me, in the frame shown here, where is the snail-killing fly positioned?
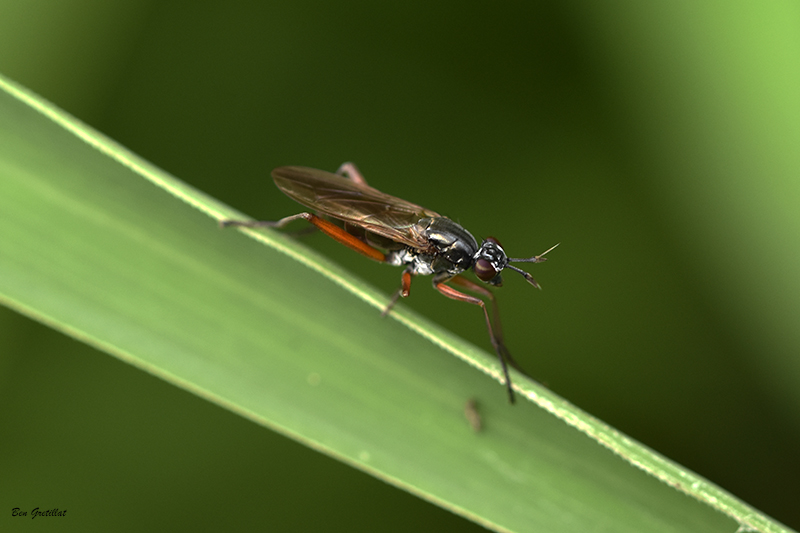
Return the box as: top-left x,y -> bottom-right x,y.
222,163 -> 557,403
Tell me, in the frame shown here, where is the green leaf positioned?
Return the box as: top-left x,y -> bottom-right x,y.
0,74 -> 793,533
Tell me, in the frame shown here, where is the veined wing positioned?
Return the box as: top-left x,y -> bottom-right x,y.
271,166 -> 441,248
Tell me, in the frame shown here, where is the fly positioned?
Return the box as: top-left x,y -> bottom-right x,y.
221,163 -> 557,403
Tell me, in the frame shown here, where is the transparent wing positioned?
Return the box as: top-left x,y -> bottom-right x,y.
271,166 -> 441,249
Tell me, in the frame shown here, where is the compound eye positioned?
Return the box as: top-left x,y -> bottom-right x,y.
474,258 -> 498,282
486,236 -> 503,248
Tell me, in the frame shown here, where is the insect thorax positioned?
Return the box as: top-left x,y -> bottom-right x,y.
385,248 -> 436,276
386,217 -> 479,278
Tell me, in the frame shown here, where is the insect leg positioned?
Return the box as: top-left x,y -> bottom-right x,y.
381,269 -> 413,317
434,276 -> 517,404
335,162 -> 368,185
447,275 -> 527,374
222,212 -> 387,262
221,212 -> 311,229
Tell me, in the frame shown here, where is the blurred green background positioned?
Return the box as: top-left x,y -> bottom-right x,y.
1,1 -> 799,531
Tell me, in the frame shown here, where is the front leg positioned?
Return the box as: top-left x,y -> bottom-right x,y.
447,275 -> 526,374
434,274 -> 517,404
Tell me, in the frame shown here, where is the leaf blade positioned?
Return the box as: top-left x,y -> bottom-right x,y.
0,74 -> 792,533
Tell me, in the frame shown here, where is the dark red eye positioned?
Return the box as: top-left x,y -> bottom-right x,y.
474,258 -> 498,282
486,236 -> 502,247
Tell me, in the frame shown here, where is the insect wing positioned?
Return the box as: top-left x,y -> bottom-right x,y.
271,166 -> 440,248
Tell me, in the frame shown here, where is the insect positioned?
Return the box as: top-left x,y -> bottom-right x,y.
221,163 -> 557,403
